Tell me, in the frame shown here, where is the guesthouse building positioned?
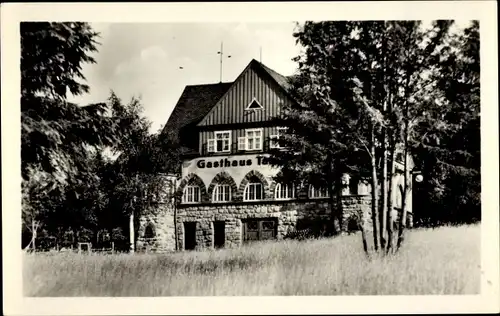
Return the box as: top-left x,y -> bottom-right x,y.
136,59 -> 413,252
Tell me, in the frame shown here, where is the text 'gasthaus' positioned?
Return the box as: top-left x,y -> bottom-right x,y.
196,156 -> 270,169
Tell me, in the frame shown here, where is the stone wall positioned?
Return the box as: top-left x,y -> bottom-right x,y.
136,194 -> 413,253
136,202 -> 176,252
341,195 -> 372,231
174,195 -> 372,251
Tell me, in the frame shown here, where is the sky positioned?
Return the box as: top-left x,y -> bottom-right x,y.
68,23 -> 304,133
68,21 -> 474,134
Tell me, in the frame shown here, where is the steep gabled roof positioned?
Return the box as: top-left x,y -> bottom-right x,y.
162,59 -> 293,142
162,82 -> 232,141
259,61 -> 292,91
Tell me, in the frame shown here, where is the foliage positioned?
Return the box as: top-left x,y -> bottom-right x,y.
271,20 -> 480,253
21,22 -> 181,251
411,21 -> 480,224
21,22 -> 119,249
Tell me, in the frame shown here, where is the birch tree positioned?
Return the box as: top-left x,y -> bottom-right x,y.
272,20 -> 476,255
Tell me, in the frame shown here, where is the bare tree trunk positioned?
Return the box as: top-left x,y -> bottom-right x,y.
379,22 -> 390,252
72,227 -> 78,249
397,145 -> 410,251
380,125 -> 388,250
129,211 -> 135,253
359,220 -> 369,256
396,61 -> 412,252
327,184 -> 338,236
336,174 -> 344,234
325,155 -> 339,236
386,133 -> 396,254
173,179 -> 179,251
31,220 -> 37,251
369,125 -> 380,251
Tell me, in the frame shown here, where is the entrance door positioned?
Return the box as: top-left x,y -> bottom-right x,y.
213,221 -> 225,249
243,219 -> 277,243
184,222 -> 197,250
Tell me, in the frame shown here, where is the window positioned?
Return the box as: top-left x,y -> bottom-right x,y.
275,183 -> 295,200
270,127 -> 288,149
238,136 -> 246,151
348,177 -> 359,195
308,185 -> 329,199
144,223 -> 155,239
245,129 -> 263,151
183,185 -> 200,203
244,182 -> 264,201
212,184 -> 231,202
246,97 -> 263,110
208,131 -> 231,153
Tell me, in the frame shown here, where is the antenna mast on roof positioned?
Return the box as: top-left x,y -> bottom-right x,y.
217,42 -> 231,83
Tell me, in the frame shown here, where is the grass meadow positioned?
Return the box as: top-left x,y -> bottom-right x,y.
23,224 -> 480,296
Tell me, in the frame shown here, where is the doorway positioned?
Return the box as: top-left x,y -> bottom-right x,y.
184,222 -> 197,250
213,221 -> 225,249
243,218 -> 277,243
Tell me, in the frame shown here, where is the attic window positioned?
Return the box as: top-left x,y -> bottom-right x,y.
246,98 -> 263,110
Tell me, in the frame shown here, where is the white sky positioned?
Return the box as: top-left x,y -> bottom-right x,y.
68,21 -> 473,134
68,23 -> 303,133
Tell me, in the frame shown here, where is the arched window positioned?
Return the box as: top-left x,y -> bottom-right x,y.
308,185 -> 329,199
244,176 -> 264,201
144,223 -> 155,239
183,185 -> 201,203
275,183 -> 295,200
212,184 -> 232,202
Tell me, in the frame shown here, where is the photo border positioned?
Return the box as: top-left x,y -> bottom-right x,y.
2,1 -> 498,315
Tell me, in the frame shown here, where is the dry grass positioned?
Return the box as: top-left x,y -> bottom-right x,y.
23,224 -> 480,296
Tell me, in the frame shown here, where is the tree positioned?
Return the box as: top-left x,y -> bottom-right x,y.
21,23 -> 182,252
102,93 -> 181,253
269,21 -> 376,237
411,21 -> 480,226
21,22 -> 119,250
272,20 -> 475,255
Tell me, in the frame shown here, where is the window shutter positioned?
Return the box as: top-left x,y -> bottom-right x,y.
238,137 -> 246,151
207,139 -> 215,153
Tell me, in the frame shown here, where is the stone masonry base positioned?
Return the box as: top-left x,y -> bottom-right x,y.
137,195 -> 413,253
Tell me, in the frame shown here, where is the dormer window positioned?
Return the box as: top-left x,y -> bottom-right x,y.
246,97 -> 263,110
208,131 -> 231,153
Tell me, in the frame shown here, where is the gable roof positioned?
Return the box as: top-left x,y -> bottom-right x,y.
259,61 -> 292,91
162,59 -> 293,142
162,82 -> 232,141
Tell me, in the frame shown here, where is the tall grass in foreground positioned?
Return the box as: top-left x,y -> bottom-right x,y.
24,224 -> 480,296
